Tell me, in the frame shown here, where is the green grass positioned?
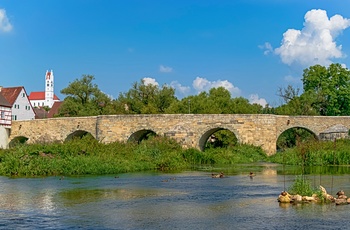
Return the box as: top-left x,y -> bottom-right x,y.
268,139 -> 350,166
288,175 -> 319,196
0,136 -> 267,177
2,136 -> 349,177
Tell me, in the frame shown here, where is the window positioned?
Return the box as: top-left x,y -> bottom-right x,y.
12,115 -> 17,120
1,111 -> 4,119
22,93 -> 25,97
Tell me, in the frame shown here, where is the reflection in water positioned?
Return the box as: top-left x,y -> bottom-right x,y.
59,187 -> 187,206
1,164 -> 350,229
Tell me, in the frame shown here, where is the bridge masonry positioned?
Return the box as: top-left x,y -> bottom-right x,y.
7,114 -> 350,155
95,114 -> 278,153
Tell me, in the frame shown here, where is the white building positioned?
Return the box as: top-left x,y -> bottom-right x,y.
29,70 -> 60,108
0,86 -> 35,121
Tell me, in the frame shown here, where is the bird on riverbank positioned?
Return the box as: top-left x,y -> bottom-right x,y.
212,172 -> 224,178
249,172 -> 255,179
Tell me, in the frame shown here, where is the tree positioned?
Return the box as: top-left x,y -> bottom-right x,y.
302,63 -> 350,116
167,87 -> 263,114
277,85 -> 301,104
275,92 -> 318,116
58,75 -> 114,116
117,79 -> 177,114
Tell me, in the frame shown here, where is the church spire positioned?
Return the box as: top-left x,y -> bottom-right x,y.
45,69 -> 54,107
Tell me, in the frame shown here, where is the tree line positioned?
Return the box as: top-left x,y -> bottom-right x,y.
56,63 -> 350,117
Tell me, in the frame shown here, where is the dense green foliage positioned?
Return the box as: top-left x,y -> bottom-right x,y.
270,139 -> 350,166
183,144 -> 267,165
57,75 -> 116,116
277,63 -> 350,116
302,64 -> 350,116
117,79 -> 177,114
166,87 -> 264,114
0,136 -> 267,177
276,127 -> 317,151
205,130 -> 238,149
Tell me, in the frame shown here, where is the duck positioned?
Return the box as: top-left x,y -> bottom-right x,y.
212,172 -> 224,178
249,172 -> 256,178
336,190 -> 345,196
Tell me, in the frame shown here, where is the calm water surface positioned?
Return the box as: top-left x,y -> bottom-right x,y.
1,163 -> 350,230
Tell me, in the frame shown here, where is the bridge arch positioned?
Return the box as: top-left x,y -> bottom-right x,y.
276,126 -> 318,151
0,127 -> 10,148
277,125 -> 318,139
128,129 -> 158,143
65,130 -> 96,142
198,126 -> 240,151
8,136 -> 29,147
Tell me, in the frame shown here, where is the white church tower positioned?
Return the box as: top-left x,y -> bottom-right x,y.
28,69 -> 60,109
45,70 -> 54,107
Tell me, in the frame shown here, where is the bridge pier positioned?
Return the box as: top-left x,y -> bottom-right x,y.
0,126 -> 10,149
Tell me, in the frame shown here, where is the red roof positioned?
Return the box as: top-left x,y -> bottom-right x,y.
0,86 -> 25,105
0,92 -> 11,107
48,101 -> 63,118
29,91 -> 60,100
33,107 -> 49,119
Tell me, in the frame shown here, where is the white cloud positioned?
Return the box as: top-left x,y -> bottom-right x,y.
0,9 -> 12,32
259,42 -> 273,55
249,94 -> 268,107
143,77 -> 159,86
170,81 -> 190,95
274,9 -> 350,67
159,65 -> 173,73
192,77 -> 241,96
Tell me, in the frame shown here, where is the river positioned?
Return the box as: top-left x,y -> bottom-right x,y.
1,163 -> 350,230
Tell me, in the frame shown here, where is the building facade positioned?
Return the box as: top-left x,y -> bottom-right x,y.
0,92 -> 12,126
0,92 -> 11,148
0,86 -> 35,121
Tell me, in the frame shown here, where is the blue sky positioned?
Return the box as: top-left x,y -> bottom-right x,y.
0,0 -> 350,107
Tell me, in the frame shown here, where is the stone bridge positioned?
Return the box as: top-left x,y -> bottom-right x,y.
4,114 -> 350,155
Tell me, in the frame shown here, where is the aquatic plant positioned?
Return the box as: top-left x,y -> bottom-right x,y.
288,175 -> 320,197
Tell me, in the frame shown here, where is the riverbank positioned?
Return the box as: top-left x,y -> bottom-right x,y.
1,136 -> 350,177
0,136 -> 266,176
